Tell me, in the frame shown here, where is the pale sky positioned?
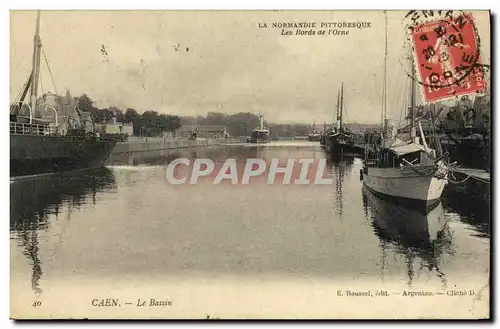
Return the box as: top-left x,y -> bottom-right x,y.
10,10 -> 490,124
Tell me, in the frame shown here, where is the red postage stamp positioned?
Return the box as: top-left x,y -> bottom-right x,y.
411,13 -> 486,102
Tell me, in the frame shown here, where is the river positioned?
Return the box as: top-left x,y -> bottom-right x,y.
10,141 -> 490,319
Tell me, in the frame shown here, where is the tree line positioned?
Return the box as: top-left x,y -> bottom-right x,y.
76,94 -> 376,138
180,112 -> 315,138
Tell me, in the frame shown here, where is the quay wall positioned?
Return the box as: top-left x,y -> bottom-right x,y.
111,139 -> 213,154
110,137 -> 248,155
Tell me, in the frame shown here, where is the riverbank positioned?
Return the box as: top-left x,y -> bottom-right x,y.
111,138 -> 211,154
111,137 -> 249,154
11,144 -> 490,319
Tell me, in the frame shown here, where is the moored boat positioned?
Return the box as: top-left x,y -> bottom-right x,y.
325,83 -> 355,156
361,11 -> 450,208
10,11 -> 117,178
308,119 -> 322,141
362,138 -> 449,207
308,133 -> 321,142
250,113 -> 271,144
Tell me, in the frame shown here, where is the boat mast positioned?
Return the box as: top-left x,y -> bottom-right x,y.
335,90 -> 340,130
339,82 -> 344,132
382,10 -> 388,137
29,10 -> 42,124
410,53 -> 417,142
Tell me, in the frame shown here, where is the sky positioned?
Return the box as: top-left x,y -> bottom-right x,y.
10,10 -> 491,124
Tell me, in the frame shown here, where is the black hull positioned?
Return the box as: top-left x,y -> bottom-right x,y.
320,135 -> 326,148
325,141 -> 359,156
324,132 -> 356,154
10,135 -> 117,177
249,139 -> 271,144
250,129 -> 271,144
249,135 -> 271,144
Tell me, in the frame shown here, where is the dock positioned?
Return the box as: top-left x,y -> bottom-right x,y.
323,141 -> 490,200
447,167 -> 490,200
453,168 -> 490,183
111,138 -> 213,155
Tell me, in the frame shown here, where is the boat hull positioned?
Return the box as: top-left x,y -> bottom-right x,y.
249,139 -> 271,144
320,134 -> 326,148
251,115 -> 270,143
325,140 -> 358,156
362,165 -> 447,204
324,132 -> 356,154
10,134 -> 117,177
249,131 -> 271,144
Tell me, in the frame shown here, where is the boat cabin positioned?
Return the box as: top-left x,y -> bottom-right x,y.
367,143 -> 436,168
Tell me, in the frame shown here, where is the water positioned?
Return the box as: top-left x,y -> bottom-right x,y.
10,142 -> 490,318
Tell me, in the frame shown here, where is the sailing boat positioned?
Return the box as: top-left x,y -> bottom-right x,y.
308,119 -> 322,142
10,11 -> 117,177
324,82 -> 355,156
361,11 -> 449,208
250,112 -> 271,143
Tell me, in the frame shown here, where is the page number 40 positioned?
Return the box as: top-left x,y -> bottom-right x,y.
32,301 -> 42,308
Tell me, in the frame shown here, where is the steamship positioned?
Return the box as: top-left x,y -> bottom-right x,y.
250,113 -> 271,143
10,11 -> 116,178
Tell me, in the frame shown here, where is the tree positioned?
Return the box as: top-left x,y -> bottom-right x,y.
124,108 -> 139,123
77,94 -> 96,112
163,115 -> 181,132
93,108 -> 114,123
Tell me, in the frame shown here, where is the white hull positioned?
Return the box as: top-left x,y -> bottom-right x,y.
362,165 -> 447,202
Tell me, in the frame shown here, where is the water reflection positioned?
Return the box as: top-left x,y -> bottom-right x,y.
106,145 -> 263,167
10,144 -> 489,295
441,189 -> 490,238
362,186 -> 453,288
10,168 -> 117,293
327,156 -> 354,220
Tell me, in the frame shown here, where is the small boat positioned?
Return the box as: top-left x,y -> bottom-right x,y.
325,82 -> 355,156
361,11 -> 450,209
250,113 -> 271,144
308,133 -> 322,142
308,120 -> 322,142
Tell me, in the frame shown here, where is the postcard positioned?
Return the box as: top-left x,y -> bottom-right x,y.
10,9 -> 491,319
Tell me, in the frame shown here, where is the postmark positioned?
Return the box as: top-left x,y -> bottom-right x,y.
405,11 -> 488,102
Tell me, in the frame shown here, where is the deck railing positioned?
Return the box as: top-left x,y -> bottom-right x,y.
10,122 -> 57,136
